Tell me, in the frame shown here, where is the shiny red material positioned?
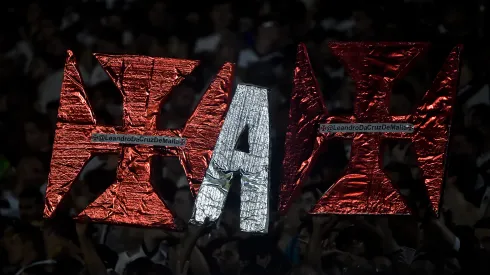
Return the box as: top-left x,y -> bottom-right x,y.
44,51 -> 234,228
279,43 -> 462,215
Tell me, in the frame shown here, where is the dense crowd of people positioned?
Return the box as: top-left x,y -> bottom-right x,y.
1,0 -> 490,274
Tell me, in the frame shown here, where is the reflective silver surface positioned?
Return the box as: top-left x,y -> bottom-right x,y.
190,84 -> 271,233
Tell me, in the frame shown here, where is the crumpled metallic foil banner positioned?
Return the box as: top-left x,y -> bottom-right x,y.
190,84 -> 271,233
44,51 -> 234,228
279,43 -> 462,215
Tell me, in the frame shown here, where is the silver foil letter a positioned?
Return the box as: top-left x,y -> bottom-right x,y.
189,84 -> 270,233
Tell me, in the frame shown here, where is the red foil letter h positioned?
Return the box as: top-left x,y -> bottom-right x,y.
279,43 -> 462,215
44,51 -> 234,228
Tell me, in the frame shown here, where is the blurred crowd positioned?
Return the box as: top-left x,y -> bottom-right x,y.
1,0 -> 490,274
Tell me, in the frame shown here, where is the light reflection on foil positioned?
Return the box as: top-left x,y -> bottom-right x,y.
190,84 -> 271,233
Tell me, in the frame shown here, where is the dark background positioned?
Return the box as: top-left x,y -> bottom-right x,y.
1,0 -> 490,275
